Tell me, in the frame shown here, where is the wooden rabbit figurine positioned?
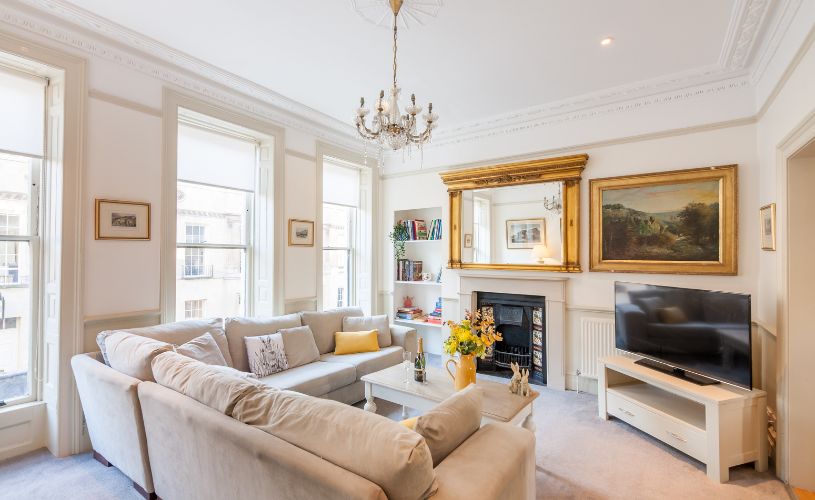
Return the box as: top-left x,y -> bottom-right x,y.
508,362 -> 521,394
520,368 -> 531,397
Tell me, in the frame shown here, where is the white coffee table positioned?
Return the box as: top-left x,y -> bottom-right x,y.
361,364 -> 538,432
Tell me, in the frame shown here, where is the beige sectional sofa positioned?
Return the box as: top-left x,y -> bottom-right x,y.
72,307 -> 536,499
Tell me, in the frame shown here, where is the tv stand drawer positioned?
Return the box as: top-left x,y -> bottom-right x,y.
607,390 -> 707,463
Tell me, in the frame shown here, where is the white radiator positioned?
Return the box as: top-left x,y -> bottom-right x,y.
579,317 -> 617,379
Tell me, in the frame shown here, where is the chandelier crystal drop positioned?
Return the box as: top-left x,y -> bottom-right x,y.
355,0 -> 438,152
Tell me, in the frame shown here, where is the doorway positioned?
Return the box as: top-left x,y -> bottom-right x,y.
786,139 -> 815,491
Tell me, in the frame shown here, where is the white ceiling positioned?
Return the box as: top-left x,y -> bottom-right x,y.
56,0 -> 768,130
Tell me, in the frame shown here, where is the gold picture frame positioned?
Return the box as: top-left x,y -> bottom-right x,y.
589,165 -> 737,275
760,203 -> 776,251
95,199 -> 151,240
288,219 -> 314,246
439,154 -> 588,272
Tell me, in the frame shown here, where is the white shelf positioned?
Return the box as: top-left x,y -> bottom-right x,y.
394,318 -> 443,329
403,239 -> 442,243
394,280 -> 441,286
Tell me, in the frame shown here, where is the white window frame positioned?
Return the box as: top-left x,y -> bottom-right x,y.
161,91 -> 285,321
322,201 -> 357,308
184,299 -> 205,319
473,195 -> 491,264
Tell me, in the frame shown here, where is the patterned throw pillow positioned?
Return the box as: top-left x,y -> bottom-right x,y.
244,333 -> 289,377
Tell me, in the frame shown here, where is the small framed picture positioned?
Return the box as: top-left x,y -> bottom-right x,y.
760,203 -> 776,251
506,218 -> 545,249
463,233 -> 473,248
95,199 -> 150,240
288,219 -> 314,246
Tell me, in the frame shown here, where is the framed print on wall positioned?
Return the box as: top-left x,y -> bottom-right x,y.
589,165 -> 737,275
95,199 -> 151,240
288,219 -> 314,246
505,218 -> 546,249
760,203 -> 776,251
463,233 -> 473,248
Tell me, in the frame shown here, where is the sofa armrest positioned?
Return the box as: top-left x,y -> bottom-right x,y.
71,353 -> 154,493
433,423 -> 535,500
389,324 -> 418,355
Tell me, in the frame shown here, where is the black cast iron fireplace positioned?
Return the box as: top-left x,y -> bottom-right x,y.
475,292 -> 546,385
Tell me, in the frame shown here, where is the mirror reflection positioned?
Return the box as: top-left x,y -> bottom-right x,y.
460,181 -> 564,265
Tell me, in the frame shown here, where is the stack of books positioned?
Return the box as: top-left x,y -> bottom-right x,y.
399,218 -> 442,240
396,259 -> 423,281
425,298 -> 442,325
396,306 -> 423,320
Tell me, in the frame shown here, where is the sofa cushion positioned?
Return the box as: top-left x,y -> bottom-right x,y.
414,384 -> 484,466
105,332 -> 173,381
244,333 -> 289,377
151,351 -> 264,416
224,314 -> 302,372
174,332 -> 227,366
258,361 -> 356,397
334,330 -> 379,355
100,318 -> 232,367
320,345 -> 404,379
343,314 -> 392,348
300,307 -> 363,354
232,387 -> 437,500
278,325 -> 320,368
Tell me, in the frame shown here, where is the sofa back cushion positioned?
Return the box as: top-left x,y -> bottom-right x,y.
105,332 -> 174,381
300,307 -> 364,354
151,351 -> 264,416
232,387 -> 437,500
175,332 -> 228,366
224,314 -> 302,372
278,326 -> 320,368
343,314 -> 391,348
98,318 -> 232,367
413,384 -> 484,466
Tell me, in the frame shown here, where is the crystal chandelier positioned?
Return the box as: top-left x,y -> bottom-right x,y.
355,0 -> 438,151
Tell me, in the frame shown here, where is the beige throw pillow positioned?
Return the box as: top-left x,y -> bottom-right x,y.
174,332 -> 227,366
300,307 -> 364,354
232,387 -> 437,500
151,351 -> 265,416
105,332 -> 173,381
278,325 -> 320,368
414,384 -> 484,466
342,315 -> 391,348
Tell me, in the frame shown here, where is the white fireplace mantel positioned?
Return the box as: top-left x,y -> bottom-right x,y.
451,271 -> 568,390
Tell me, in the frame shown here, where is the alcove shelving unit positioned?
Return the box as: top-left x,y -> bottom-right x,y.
392,206 -> 444,355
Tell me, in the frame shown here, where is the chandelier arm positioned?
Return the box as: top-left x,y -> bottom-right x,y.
356,121 -> 380,140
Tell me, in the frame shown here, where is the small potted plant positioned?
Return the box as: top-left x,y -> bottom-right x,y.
389,222 -> 410,260
444,311 -> 502,391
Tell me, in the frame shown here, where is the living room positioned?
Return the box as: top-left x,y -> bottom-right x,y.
0,1 -> 813,499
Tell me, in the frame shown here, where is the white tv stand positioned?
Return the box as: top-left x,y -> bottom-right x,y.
598,355 -> 767,482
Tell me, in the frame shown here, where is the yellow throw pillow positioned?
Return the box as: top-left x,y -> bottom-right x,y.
334,330 -> 380,355
400,417 -> 418,430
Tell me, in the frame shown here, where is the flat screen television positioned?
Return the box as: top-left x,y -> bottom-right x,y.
615,282 -> 752,389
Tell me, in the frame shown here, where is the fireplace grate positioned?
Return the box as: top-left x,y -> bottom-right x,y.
493,346 -> 531,370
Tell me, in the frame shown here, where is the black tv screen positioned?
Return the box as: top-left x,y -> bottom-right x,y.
615,282 -> 752,389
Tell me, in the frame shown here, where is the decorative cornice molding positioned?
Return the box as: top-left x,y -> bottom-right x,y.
1,0 -> 363,151
719,0 -> 774,70
750,0 -> 803,85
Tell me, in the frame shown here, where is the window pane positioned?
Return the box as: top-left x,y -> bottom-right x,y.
0,154 -> 35,236
323,204 -> 352,248
0,241 -> 32,402
176,248 -> 246,318
323,248 -> 349,308
177,181 -> 248,245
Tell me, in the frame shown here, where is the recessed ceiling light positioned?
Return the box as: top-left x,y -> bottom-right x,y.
601,37 -> 614,46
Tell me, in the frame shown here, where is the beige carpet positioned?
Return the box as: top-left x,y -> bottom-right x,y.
0,384 -> 791,500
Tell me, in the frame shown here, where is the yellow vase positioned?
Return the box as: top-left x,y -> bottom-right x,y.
445,354 -> 477,391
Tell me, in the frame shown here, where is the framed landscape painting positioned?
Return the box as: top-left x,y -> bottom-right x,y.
95,199 -> 151,240
590,165 -> 737,275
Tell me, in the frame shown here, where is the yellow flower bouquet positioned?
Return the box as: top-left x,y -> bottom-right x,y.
444,310 -> 502,358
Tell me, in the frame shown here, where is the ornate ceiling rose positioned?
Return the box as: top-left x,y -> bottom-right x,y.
350,0 -> 443,29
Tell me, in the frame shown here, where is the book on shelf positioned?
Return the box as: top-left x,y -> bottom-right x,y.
398,218 -> 442,241
396,259 -> 423,281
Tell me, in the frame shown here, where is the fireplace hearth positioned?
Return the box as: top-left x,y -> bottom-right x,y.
475,292 -> 546,385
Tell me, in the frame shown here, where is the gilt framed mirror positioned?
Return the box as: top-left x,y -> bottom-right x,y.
439,154 -> 588,272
